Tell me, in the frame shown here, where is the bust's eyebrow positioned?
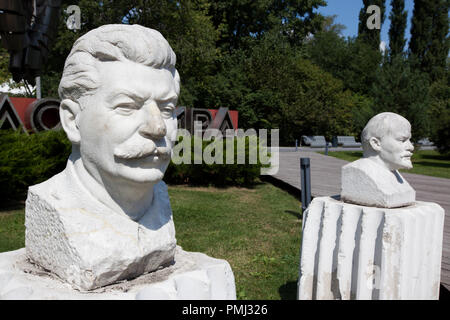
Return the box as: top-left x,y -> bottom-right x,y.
156,94 -> 178,104
108,90 -> 146,103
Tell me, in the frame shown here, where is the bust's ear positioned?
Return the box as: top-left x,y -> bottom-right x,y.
369,137 -> 381,152
60,99 -> 81,144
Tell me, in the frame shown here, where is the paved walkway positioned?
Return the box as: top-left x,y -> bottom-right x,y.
272,150 -> 450,291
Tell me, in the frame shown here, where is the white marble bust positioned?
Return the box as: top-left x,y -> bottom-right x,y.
341,112 -> 416,208
25,24 -> 180,290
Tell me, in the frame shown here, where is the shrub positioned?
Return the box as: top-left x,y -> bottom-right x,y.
165,135 -> 269,187
432,110 -> 450,155
0,130 -> 267,201
0,129 -> 71,200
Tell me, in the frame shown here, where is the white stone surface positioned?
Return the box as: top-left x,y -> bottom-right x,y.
341,112 -> 416,208
25,159 -> 176,291
26,25 -> 180,290
0,246 -> 236,300
341,158 -> 415,208
297,197 -> 445,300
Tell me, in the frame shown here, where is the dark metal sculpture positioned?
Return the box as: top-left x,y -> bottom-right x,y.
0,0 -> 62,85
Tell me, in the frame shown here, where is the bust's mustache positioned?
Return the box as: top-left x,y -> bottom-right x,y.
113,134 -> 171,160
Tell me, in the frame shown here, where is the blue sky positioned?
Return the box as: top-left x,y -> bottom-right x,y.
317,0 -> 415,47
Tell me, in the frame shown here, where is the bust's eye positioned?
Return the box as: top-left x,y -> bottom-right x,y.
114,104 -> 137,115
160,103 -> 175,118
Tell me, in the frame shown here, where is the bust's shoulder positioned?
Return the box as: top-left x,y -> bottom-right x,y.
29,167 -> 70,196
343,158 -> 379,172
27,164 -> 84,207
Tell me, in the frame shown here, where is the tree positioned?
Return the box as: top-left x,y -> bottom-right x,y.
229,32 -> 363,143
306,32 -> 382,96
370,55 -> 431,141
427,0 -> 449,81
321,14 -> 346,35
429,74 -> 450,154
207,0 -> 326,51
409,0 -> 449,81
358,0 -> 386,51
388,0 -> 407,57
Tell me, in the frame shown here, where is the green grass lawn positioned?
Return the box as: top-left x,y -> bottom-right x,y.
324,150 -> 450,179
0,209 -> 25,252
0,182 -> 302,300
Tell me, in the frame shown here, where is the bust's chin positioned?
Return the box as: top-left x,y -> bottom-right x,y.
117,166 -> 166,184
387,160 -> 413,172
113,156 -> 170,184
401,162 -> 413,170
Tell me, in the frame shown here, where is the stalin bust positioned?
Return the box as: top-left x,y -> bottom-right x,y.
25,24 -> 180,290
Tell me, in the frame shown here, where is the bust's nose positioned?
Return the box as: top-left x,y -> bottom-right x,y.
405,140 -> 414,152
139,102 -> 167,140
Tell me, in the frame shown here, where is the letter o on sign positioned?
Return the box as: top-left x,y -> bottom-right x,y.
24,98 -> 61,132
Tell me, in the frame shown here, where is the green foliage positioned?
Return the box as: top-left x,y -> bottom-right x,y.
409,0 -> 449,81
208,0 -> 326,51
349,93 -> 375,139
42,0 -> 220,103
277,58 -> 357,142
432,110 -> 450,155
388,0 -> 408,56
306,32 -> 381,95
357,0 -> 386,51
201,32 -> 363,144
0,130 -> 71,200
165,135 -> 268,186
370,55 -> 431,141
429,77 -> 450,154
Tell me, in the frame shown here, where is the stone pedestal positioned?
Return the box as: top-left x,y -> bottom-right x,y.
297,197 -> 445,300
0,246 -> 236,300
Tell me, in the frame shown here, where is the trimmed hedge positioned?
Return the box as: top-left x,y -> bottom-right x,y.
0,129 -> 71,200
165,135 -> 269,187
0,130 -> 267,201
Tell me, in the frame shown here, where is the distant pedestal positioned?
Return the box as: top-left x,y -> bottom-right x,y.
297,197 -> 445,300
0,246 -> 236,300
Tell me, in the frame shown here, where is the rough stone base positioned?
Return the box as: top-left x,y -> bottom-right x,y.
341,158 -> 416,208
297,197 -> 445,300
0,246 -> 236,300
25,172 -> 177,291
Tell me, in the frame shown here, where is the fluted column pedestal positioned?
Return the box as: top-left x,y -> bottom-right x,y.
297,197 -> 445,300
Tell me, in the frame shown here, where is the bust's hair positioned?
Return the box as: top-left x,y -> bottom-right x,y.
58,24 -> 179,104
361,112 -> 410,154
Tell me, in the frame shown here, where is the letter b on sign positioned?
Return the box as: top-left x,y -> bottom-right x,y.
66,5 -> 81,30
366,5 -> 381,30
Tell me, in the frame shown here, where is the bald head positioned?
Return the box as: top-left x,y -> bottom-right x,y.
361,112 -> 414,171
361,112 -> 411,155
